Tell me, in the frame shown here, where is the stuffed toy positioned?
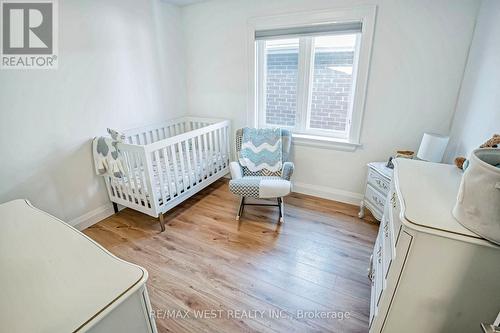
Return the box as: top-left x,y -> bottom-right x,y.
455,134 -> 500,170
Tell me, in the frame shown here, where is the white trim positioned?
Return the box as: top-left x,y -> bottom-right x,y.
293,181 -> 363,205
298,37 -> 313,132
293,133 -> 361,151
348,6 -> 376,144
256,40 -> 267,128
247,5 -> 377,150
71,203 -> 117,231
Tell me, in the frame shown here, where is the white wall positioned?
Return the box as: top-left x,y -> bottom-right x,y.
444,0 -> 500,163
181,0 -> 480,203
0,0 -> 185,227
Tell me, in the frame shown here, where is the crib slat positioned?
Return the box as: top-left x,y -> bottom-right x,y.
131,152 -> 144,205
117,161 -> 131,202
193,137 -> 200,184
153,150 -> 167,205
128,152 -> 140,204
111,177 -> 120,200
123,152 -> 136,204
208,130 -> 215,176
215,128 -> 221,171
224,126 -> 230,165
196,134 -> 204,181
139,152 -> 151,207
125,152 -> 137,203
183,140 -> 194,188
169,144 -> 181,196
177,142 -> 188,192
162,147 -> 175,202
220,128 -> 225,168
133,152 -> 148,207
202,132 -> 209,179
192,137 -> 200,184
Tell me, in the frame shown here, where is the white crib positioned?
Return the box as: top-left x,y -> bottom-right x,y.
103,117 -> 231,231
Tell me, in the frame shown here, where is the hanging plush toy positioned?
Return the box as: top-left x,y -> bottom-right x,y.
455,134 -> 500,170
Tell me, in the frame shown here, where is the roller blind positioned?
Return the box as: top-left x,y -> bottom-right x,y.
255,21 -> 362,40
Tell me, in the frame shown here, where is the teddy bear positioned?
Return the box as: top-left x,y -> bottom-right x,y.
455,134 -> 500,170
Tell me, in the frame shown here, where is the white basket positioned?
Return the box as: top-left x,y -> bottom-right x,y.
452,148 -> 500,245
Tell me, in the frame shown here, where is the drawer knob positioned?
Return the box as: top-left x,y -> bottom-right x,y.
375,178 -> 388,190
372,195 -> 384,207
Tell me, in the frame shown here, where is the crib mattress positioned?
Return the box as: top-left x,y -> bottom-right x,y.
110,150 -> 227,204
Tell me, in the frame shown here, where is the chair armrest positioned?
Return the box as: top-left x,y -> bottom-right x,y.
229,161 -> 243,179
281,162 -> 294,181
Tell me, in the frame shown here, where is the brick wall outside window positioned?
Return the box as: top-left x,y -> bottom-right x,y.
265,51 -> 298,127
265,49 -> 354,131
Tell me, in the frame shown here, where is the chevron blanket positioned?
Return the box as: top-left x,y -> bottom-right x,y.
239,128 -> 282,173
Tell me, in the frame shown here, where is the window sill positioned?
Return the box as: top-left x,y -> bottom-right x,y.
292,134 -> 361,151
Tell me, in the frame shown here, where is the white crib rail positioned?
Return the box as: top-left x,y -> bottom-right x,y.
123,118 -> 188,145
122,117 -> 224,146
145,119 -> 231,214
104,118 -> 230,218
104,144 -> 155,216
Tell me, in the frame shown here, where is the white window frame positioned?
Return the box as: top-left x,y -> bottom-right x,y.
247,6 -> 377,151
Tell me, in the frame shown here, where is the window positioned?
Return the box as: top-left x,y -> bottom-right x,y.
264,38 -> 299,127
257,30 -> 360,140
309,35 -> 357,134
250,7 -> 376,148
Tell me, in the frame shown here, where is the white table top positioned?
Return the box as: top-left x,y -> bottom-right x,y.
0,200 -> 146,333
368,161 -> 393,179
393,158 -> 482,239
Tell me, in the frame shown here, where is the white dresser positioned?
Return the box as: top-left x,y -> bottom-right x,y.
0,200 -> 158,333
369,159 -> 500,333
359,162 -> 393,221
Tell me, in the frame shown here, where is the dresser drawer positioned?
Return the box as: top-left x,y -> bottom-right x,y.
369,230 -> 413,333
368,168 -> 390,196
370,226 -> 391,328
365,184 -> 386,216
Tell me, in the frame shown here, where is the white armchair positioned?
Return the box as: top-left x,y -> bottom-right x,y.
229,128 -> 294,223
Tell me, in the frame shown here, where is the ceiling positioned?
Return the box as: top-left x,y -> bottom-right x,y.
162,0 -> 207,6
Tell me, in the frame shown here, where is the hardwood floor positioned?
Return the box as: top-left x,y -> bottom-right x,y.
83,179 -> 378,333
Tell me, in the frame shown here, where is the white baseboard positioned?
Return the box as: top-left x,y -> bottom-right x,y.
71,203 -> 116,231
69,182 -> 360,230
292,181 -> 363,205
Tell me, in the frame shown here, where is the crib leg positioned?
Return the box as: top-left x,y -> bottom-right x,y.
112,202 -> 119,214
158,213 -> 166,232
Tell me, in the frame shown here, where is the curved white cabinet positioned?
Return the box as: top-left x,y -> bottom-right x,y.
0,200 -> 157,333
369,159 -> 500,333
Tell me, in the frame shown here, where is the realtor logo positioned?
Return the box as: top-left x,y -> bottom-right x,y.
1,0 -> 58,69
